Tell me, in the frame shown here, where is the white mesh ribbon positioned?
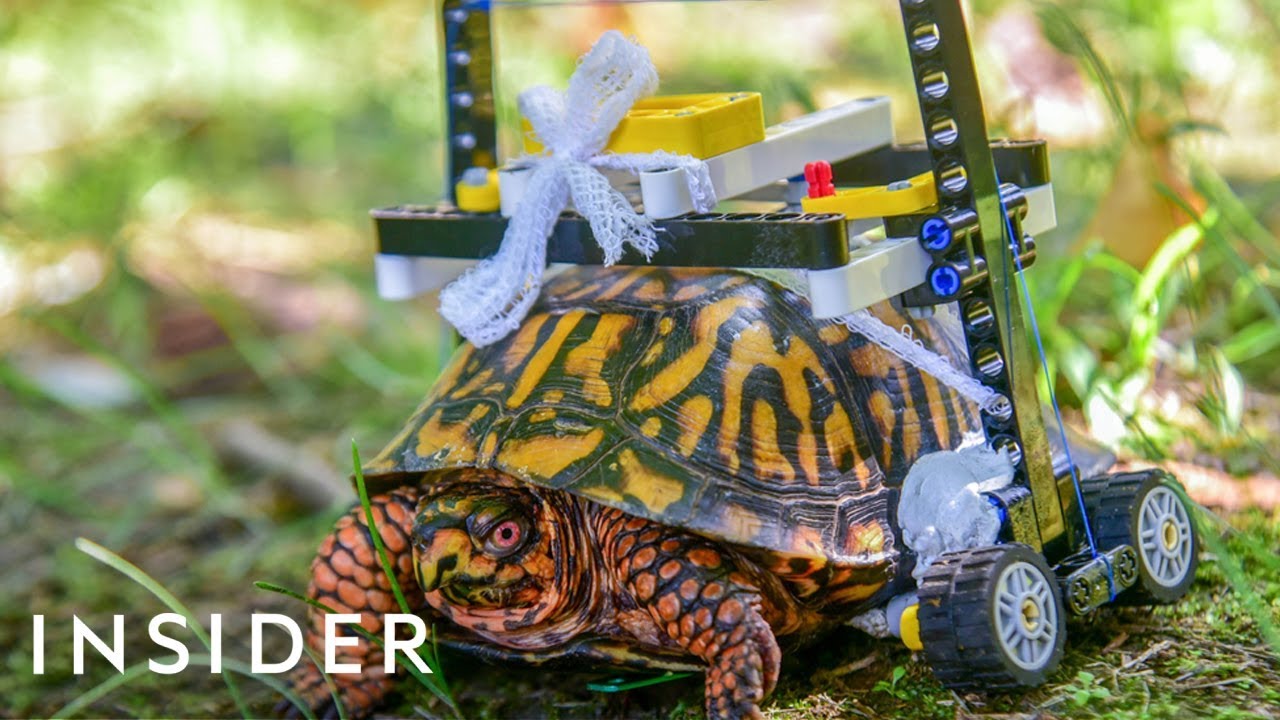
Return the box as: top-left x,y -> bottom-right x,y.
439,31 -> 717,347
841,309 -> 1004,413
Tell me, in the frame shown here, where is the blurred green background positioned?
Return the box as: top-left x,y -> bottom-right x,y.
1,0 -> 1278,718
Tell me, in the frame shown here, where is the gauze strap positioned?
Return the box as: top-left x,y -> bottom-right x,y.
439,31 -> 717,347
841,309 -> 1004,414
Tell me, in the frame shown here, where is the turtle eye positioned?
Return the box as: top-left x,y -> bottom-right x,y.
484,519 -> 525,557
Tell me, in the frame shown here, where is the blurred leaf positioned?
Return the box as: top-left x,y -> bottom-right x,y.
1057,334 -> 1099,400
1034,2 -> 1132,136
1127,218 -> 1203,366
1207,348 -> 1245,433
1133,219 -> 1204,311
1162,187 -> 1280,330
1166,119 -> 1225,138
1190,162 -> 1280,269
1220,319 -> 1280,364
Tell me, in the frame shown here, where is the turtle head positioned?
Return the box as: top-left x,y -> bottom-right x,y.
412,484 -> 538,598
411,470 -> 590,636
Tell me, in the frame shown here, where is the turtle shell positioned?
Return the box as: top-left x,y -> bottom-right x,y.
364,267 -> 982,565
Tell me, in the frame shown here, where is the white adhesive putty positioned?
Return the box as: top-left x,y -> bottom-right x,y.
848,447 -> 1015,638
897,446 -> 1015,581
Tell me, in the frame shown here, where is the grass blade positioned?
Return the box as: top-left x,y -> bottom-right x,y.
352,442 -> 455,703
253,581 -> 457,714
1127,219 -> 1202,367
1190,162 -> 1280,268
1159,186 -> 1280,324
1033,2 -> 1132,136
1220,319 -> 1280,364
1192,516 -> 1280,656
50,661 -> 154,720
0,360 -> 225,519
51,654 -> 318,720
302,646 -> 349,720
74,538 -> 250,718
38,315 -> 225,486
352,442 -> 411,615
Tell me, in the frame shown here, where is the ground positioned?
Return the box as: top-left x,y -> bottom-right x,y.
1,456 -> 1276,718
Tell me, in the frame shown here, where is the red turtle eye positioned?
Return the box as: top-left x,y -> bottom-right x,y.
485,520 -> 523,555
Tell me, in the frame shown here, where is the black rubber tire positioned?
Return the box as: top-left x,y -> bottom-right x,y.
917,543 -> 1067,690
1081,470 -> 1199,605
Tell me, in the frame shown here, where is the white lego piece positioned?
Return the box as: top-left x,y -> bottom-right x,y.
376,256 -> 586,302
885,592 -> 920,640
498,164 -> 534,218
805,235 -> 932,319
642,97 -> 894,219
375,254 -> 475,300
638,166 -> 694,219
1022,182 -> 1057,235
784,177 -> 809,206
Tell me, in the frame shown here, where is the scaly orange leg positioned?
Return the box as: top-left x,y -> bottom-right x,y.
596,509 -> 781,720
280,488 -> 426,720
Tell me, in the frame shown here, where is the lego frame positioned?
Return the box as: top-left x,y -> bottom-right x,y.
357,0 -> 1200,697
383,0 -> 1079,558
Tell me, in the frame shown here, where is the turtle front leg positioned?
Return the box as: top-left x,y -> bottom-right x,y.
596,509 -> 782,720
280,487 -> 426,720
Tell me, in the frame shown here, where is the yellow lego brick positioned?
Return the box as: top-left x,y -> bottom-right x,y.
900,603 -> 923,651
801,171 -> 938,220
455,168 -> 500,213
523,92 -> 765,159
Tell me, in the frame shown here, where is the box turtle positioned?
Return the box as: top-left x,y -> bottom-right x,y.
286,266 -> 990,719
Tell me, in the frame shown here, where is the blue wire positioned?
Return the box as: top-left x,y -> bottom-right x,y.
995,185 -> 1116,600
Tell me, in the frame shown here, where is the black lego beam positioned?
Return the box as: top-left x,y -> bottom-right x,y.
373,207 -> 852,270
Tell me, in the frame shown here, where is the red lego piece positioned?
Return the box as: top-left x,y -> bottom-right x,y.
804,161 -> 835,199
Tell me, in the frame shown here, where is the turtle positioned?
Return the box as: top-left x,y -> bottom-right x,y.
284,265 -> 993,719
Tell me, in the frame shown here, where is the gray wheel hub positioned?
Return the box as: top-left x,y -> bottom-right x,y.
994,561 -> 1059,671
1137,485 -> 1194,587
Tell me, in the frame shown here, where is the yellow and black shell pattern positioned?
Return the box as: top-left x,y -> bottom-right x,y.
364,267 -> 982,568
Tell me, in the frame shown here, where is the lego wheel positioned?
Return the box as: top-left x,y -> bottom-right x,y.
917,544 -> 1066,690
1083,470 -> 1199,604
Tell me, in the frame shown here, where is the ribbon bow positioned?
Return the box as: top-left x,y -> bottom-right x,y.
439,31 -> 717,347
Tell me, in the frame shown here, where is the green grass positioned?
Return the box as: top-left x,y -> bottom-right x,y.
10,517 -> 1279,719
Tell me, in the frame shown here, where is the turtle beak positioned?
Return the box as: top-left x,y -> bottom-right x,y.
415,526 -> 473,593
